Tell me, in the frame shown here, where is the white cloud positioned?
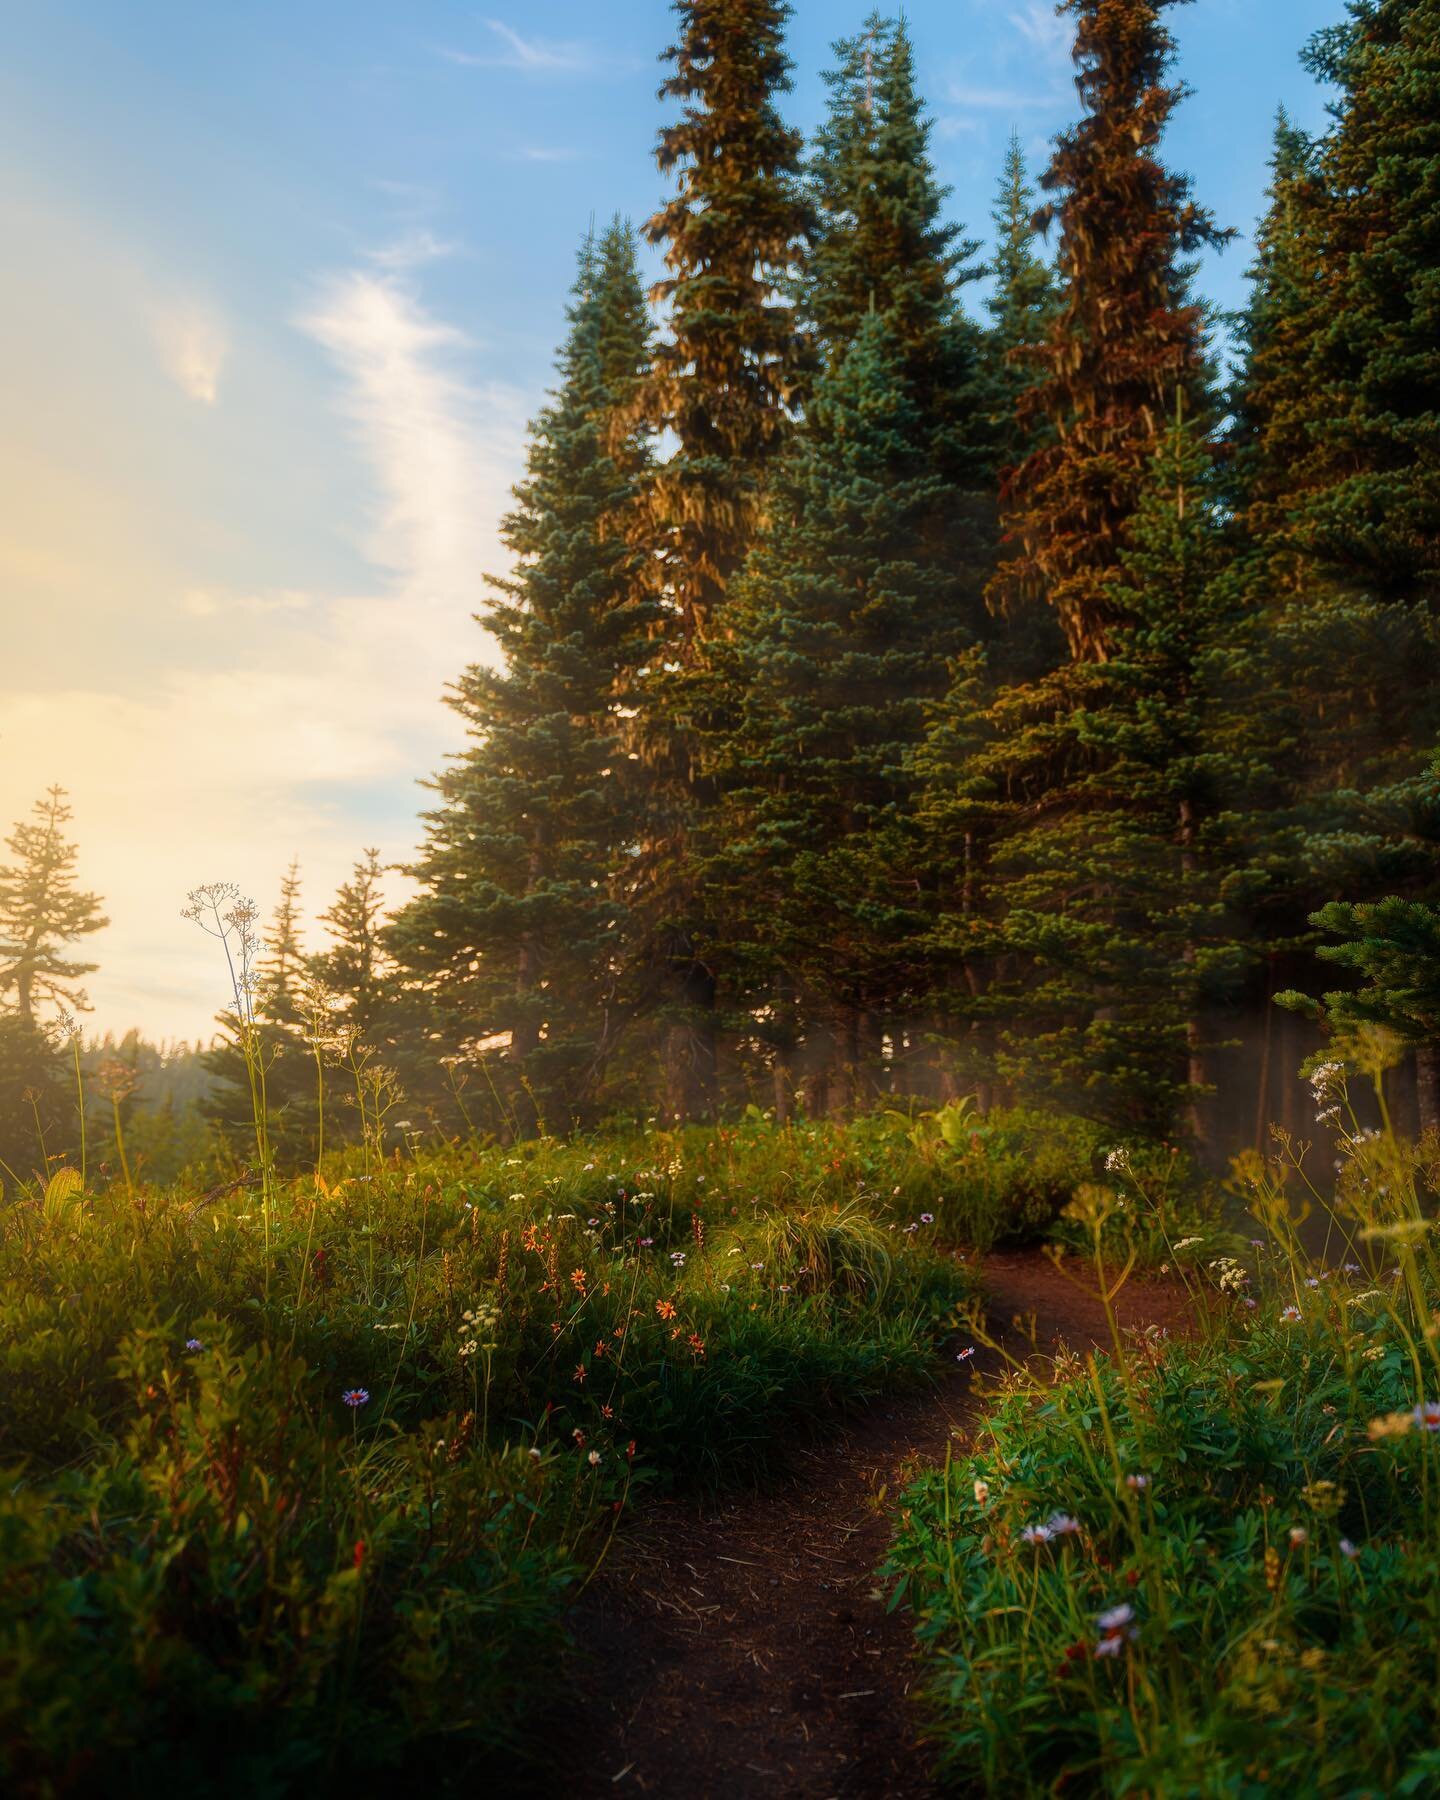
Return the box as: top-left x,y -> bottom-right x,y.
297,269 -> 526,616
1008,1 -> 1073,65
367,229 -> 457,271
511,146 -> 579,164
442,19 -> 589,73
150,297 -> 229,404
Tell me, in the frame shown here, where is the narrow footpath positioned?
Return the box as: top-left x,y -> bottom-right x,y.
554,1252 -> 1189,1799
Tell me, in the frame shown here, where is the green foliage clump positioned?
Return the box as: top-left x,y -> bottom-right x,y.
886,1050 -> 1440,1795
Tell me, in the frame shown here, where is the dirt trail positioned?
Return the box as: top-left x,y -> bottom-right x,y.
552,1253 -> 1188,1799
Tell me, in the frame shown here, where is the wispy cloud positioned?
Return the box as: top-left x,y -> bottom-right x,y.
297,268 -> 525,616
945,81 -> 1058,110
441,19 -> 589,74
150,298 -> 229,404
1008,0 -> 1073,64
510,146 -> 578,164
367,229 -> 457,271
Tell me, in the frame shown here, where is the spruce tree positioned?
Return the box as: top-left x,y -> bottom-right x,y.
392,224 -> 654,1129
983,133 -> 1059,481
976,410 -> 1262,1131
805,14 -> 980,472
311,850 -> 390,1044
1294,0 -> 1440,605
0,787 -> 108,1026
638,0 -> 810,643
715,312 -> 964,1113
258,860 -> 306,1024
990,0 -> 1231,662
628,0 -> 811,1121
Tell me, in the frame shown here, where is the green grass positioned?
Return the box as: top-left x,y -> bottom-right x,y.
885,1033 -> 1440,1797
0,1116 -> 986,1794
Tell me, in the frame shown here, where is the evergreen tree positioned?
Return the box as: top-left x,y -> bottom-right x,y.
983,133 -> 1059,481
628,0 -> 811,1121
0,787 -> 108,1026
637,0 -> 811,643
392,224 -> 654,1129
973,410 -> 1263,1131
715,313 -> 964,1113
312,850 -> 390,1045
1280,896 -> 1440,1134
1293,0 -> 1440,605
258,860 -> 306,1024
1228,109 -> 1321,554
990,0 -> 1231,662
805,13 -> 981,474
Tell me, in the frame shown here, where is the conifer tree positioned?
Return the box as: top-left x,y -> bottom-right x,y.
312,850 -> 390,1043
976,410 -> 1262,1130
1293,0 -> 1440,605
628,0 -> 811,1121
805,14 -> 980,473
638,0 -> 810,643
983,133 -> 1059,481
715,312 -> 964,1112
1228,109 -> 1320,553
990,0 -> 1230,662
0,787 -> 108,1026
258,860 -> 305,1024
392,224 -> 653,1127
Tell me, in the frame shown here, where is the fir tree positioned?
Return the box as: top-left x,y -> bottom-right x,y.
0,787 -> 108,1027
972,410 -> 1263,1132
628,0 -> 811,1121
312,850 -> 390,1043
1294,0 -> 1440,605
990,0 -> 1231,662
805,13 -> 981,473
716,312 -> 964,1113
1228,109 -> 1320,555
258,860 -> 306,1024
983,133 -> 1059,481
393,224 -> 653,1128
637,0 -> 810,644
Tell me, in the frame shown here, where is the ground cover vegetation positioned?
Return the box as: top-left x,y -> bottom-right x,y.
0,0 -> 1438,1792
887,1025 -> 1440,1795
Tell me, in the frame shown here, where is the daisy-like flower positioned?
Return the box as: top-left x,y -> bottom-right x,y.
1281,1306 -> 1302,1323
1097,1603 -> 1135,1632
342,1388 -> 370,1408
184,1337 -> 204,1353
1304,1277 -> 1320,1289
1288,1526 -> 1307,1547
528,1446 -> 543,1460
956,1346 -> 976,1362
1095,1602 -> 1138,1658
973,1479 -> 990,1506
778,1284 -> 792,1293
1126,1473 -> 1150,1492
1094,1634 -> 1124,1659
750,1261 -> 764,1271
1412,1400 -> 1440,1432
1343,1262 -> 1362,1275
587,1449 -> 602,1467
1020,1523 -> 1053,1546
920,1213 -> 934,1225
639,1237 -> 654,1247
1339,1538 -> 1359,1560
670,1250 -> 687,1267
1046,1512 -> 1081,1537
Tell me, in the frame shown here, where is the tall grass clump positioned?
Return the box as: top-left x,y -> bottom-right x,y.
885,1026 -> 1440,1796
0,1102 -> 975,1791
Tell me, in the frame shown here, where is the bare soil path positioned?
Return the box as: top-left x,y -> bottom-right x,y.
550,1253 -> 1189,1800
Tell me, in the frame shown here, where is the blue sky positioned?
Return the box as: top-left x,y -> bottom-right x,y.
0,0 -> 1339,1040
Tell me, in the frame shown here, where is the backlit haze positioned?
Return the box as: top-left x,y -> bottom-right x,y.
0,0 -> 1337,1041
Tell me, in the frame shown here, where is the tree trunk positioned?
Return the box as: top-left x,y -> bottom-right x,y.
663,960 -> 717,1124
